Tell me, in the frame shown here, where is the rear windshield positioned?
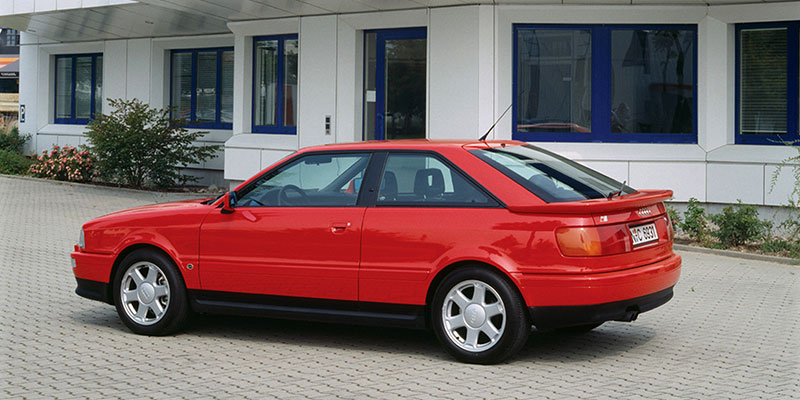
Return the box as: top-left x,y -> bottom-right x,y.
470,145 -> 636,203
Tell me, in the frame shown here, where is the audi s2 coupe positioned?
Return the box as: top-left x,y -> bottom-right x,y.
71,140 -> 681,364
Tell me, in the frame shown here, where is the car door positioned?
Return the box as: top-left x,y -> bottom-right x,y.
198,152 -> 373,301
359,151 -> 501,305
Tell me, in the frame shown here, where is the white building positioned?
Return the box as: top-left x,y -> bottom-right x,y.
1,0 -> 798,210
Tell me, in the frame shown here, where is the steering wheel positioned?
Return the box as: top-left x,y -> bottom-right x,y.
277,184 -> 309,206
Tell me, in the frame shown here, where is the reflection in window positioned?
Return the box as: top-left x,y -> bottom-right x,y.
169,47 -> 233,129
236,153 -> 371,207
253,35 -> 298,134
611,29 -> 694,134
54,54 -> 103,124
516,29 -> 591,134
513,25 -> 697,144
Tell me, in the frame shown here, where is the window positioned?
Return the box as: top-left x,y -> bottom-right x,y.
5,29 -> 19,47
376,153 -> 495,207
514,25 -> 697,143
253,35 -> 298,134
236,153 -> 371,207
170,48 -> 233,129
54,54 -> 103,124
736,21 -> 800,145
471,144 -> 635,203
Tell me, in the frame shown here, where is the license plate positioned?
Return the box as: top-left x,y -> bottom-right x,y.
630,222 -> 658,246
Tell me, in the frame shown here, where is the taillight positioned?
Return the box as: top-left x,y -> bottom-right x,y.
665,215 -> 674,241
556,225 -> 632,257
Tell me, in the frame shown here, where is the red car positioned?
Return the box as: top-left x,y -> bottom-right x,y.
71,140 -> 680,364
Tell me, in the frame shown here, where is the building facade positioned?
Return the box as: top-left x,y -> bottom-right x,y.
0,0 -> 798,208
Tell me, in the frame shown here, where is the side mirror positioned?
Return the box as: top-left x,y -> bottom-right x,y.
221,191 -> 236,214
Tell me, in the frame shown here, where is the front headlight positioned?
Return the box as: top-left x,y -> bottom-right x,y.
79,229 -> 85,249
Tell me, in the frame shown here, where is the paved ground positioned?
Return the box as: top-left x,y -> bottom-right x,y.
1,175 -> 798,399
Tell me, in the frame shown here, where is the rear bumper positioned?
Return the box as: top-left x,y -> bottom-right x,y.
516,253 -> 681,306
529,286 -> 673,330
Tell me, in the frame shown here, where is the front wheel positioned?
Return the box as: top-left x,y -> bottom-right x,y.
431,267 -> 530,364
112,249 -> 189,335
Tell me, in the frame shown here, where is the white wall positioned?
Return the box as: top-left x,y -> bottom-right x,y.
16,3 -> 800,204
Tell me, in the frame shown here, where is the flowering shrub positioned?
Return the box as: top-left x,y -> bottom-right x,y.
28,145 -> 95,182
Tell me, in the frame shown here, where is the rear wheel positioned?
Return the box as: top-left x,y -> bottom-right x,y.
112,249 -> 189,335
431,267 -> 530,364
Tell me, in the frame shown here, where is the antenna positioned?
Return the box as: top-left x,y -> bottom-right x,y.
479,102 -> 513,142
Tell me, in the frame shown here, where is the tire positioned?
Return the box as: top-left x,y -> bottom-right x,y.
557,322 -> 604,334
431,267 -> 530,364
112,249 -> 189,335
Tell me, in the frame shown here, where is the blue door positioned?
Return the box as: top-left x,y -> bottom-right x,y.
364,28 -> 427,141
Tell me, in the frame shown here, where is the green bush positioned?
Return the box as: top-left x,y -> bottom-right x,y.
709,201 -> 771,248
680,197 -> 709,241
665,204 -> 682,233
0,149 -> 33,175
0,127 -> 29,153
85,98 -> 219,189
761,237 -> 800,258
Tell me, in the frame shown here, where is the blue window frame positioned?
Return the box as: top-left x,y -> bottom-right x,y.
252,34 -> 298,134
54,53 -> 103,125
513,24 -> 698,144
735,21 -> 800,145
170,47 -> 234,130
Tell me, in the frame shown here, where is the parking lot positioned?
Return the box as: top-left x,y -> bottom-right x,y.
1,175 -> 798,399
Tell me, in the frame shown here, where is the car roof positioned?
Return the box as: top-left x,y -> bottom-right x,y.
298,139 -> 526,153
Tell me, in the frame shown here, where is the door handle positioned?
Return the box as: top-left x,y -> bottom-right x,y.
330,222 -> 351,233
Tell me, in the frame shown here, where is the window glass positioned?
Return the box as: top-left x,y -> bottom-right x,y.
220,51 -> 234,124
170,52 -> 192,121
377,154 -> 493,206
516,29 -> 592,134
284,39 -> 298,127
54,54 -> 102,124
611,29 -> 694,134
253,35 -> 298,133
55,57 -> 72,120
471,145 -> 635,203
255,39 -> 278,127
195,51 -> 217,124
94,56 -> 103,116
74,56 -> 93,120
237,153 -> 371,207
739,27 -> 787,135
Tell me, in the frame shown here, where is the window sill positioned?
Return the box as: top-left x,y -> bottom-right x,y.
532,142 -> 707,162
39,124 -> 89,136
224,133 -> 298,151
707,144 -> 798,165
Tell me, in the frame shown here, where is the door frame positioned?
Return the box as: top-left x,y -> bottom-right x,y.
363,27 -> 427,141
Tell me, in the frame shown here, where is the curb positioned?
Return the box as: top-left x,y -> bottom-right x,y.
0,174 -> 220,199
674,244 -> 800,266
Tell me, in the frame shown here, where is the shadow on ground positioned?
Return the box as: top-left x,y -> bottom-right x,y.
69,306 -> 655,364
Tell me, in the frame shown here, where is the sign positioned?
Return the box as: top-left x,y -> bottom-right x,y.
0,72 -> 18,78
19,104 -> 24,123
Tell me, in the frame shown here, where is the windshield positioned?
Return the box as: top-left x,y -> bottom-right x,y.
470,145 -> 635,203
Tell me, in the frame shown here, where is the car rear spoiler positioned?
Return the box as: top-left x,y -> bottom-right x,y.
507,190 -> 673,215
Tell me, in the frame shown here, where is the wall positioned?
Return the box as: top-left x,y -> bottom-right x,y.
16,3 -> 800,203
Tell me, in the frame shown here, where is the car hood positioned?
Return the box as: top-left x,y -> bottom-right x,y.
98,198 -> 214,219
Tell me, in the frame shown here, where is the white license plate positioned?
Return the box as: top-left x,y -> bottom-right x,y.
630,223 -> 658,246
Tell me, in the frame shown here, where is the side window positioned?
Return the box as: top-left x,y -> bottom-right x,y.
236,153 -> 371,207
377,153 -> 494,206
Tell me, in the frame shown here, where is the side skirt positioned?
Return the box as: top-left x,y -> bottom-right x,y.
188,290 -> 427,330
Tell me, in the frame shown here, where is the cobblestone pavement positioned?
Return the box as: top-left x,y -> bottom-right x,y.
1,175 -> 799,399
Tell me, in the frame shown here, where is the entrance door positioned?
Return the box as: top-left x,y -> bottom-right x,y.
364,28 -> 427,141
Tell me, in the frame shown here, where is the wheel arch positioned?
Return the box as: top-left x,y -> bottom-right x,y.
423,260 -> 528,329
105,243 -> 182,304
